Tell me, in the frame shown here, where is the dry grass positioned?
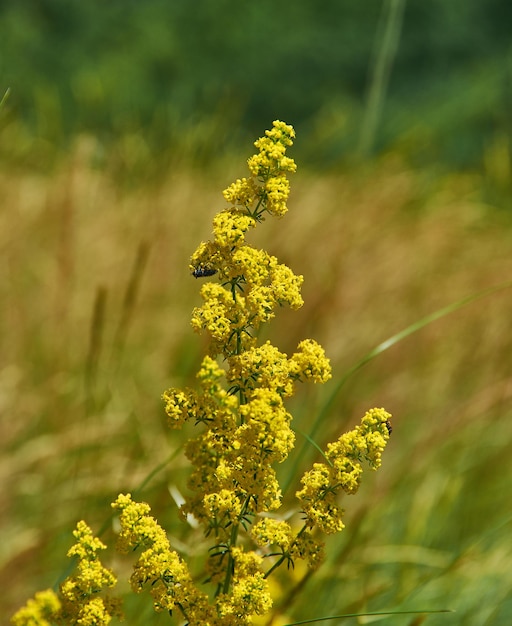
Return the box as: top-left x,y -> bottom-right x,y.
2,142 -> 512,622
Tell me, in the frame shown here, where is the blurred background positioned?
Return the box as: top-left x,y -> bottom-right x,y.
2,0 -> 512,174
1,1 -> 512,623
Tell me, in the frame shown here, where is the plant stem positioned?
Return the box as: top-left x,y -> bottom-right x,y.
222,495 -> 252,594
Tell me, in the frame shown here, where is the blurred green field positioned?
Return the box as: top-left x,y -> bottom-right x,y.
1,131 -> 512,624
2,1 -> 512,173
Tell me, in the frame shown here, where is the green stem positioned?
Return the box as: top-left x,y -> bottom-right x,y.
358,0 -> 406,158
249,196 -> 264,220
222,495 -> 251,594
264,524 -> 308,579
264,554 -> 286,580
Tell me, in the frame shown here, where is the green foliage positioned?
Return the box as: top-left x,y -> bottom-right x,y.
1,1 -> 511,168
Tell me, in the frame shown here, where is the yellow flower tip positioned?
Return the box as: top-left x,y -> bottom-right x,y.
361,407 -> 393,445
266,120 -> 296,145
247,121 -> 297,179
67,521 -> 107,560
197,355 -> 226,384
291,339 -> 332,383
111,492 -> 134,511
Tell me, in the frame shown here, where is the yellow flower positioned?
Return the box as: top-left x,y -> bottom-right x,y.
190,240 -> 224,276
264,175 -> 291,216
222,176 -> 259,208
162,387 -> 199,429
290,339 -> 332,383
163,121 -> 391,618
182,390 -> 290,525
213,210 -> 256,248
290,531 -> 326,571
13,521 -> 123,626
251,518 -> 294,552
11,590 -> 61,626
326,407 -> 392,474
238,389 -> 295,463
231,247 -> 275,286
269,264 -> 304,308
248,121 -> 296,182
216,548 -> 273,620
57,522 -> 121,625
296,408 -> 392,534
204,489 -> 243,524
295,462 -> 346,535
112,494 -> 212,618
15,120 -> 393,626
227,342 -> 294,397
66,520 -> 107,560
72,597 -> 113,626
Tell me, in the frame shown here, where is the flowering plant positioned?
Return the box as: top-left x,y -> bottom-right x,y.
12,121 -> 391,626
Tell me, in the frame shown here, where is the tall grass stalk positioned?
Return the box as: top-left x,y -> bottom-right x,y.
111,241 -> 150,367
85,286 -> 108,414
358,0 -> 406,158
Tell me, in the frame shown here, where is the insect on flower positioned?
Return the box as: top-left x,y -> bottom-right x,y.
192,266 -> 217,279
385,419 -> 393,435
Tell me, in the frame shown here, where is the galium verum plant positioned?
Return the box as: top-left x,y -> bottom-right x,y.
12,121 -> 391,625
153,120 -> 391,621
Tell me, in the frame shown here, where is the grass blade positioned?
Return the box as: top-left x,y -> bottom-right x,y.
284,608 -> 454,625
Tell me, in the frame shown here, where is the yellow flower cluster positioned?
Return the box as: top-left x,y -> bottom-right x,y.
112,494 -> 213,619
112,495 -> 275,625
222,121 -> 296,219
11,590 -> 61,626
163,340 -> 331,533
180,385 -> 293,529
247,122 -> 297,190
250,519 -> 325,572
11,522 -> 121,626
190,121 -> 302,358
12,122 -> 393,626
59,521 -> 120,624
215,548 -> 273,624
296,408 -> 392,534
161,122 -> 391,622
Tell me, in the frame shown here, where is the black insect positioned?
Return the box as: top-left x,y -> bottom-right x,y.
192,266 -> 217,279
385,419 -> 393,436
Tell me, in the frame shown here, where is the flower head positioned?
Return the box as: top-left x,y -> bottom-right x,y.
12,522 -> 123,626
112,494 -> 213,618
296,408 -> 392,533
215,547 -> 273,622
57,521 -> 121,625
189,121 -> 299,353
11,590 -> 61,626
